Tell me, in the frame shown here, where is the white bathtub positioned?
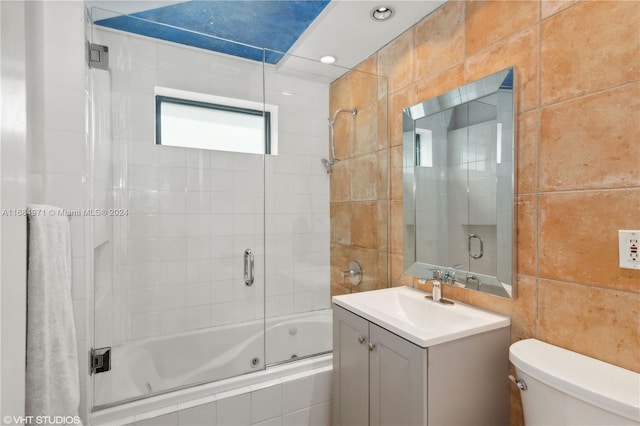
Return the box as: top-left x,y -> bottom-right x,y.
93,309 -> 333,421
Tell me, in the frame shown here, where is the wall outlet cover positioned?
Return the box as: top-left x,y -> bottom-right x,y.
618,230 -> 640,270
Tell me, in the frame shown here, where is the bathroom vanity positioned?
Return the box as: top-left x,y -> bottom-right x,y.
332,286 -> 511,426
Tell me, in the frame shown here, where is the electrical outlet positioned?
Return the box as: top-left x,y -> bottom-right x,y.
619,230 -> 640,270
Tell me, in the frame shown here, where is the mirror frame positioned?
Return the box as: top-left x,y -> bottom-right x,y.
402,67 -> 516,299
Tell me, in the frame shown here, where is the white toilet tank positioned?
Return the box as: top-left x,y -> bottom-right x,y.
510,339 -> 640,426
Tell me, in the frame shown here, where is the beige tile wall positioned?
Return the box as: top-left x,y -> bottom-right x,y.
330,1 -> 640,424
329,60 -> 389,296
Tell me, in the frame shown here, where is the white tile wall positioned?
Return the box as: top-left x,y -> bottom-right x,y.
93,27 -> 330,348
19,0 -> 91,421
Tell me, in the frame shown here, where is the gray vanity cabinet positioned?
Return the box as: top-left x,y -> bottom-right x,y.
333,304 -> 510,426
333,305 -> 427,426
332,305 -> 370,426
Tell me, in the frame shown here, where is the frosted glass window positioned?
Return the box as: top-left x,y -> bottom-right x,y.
156,95 -> 271,154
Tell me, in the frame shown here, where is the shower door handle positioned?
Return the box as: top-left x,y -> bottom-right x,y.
244,249 -> 254,286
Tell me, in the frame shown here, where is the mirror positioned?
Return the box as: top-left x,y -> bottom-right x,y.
403,67 -> 515,299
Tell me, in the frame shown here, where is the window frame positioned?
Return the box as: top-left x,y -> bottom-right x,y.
154,87 -> 276,155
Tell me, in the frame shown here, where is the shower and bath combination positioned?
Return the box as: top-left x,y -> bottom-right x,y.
321,107 -> 357,174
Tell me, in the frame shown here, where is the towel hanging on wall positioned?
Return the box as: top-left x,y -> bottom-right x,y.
25,204 -> 82,423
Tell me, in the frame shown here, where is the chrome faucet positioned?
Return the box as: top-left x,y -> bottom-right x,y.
421,269 -> 454,305
443,263 -> 464,284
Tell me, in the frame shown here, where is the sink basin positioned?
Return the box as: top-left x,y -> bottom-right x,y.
332,286 -> 510,348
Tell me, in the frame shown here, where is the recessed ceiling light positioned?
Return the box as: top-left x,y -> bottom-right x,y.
371,6 -> 394,21
320,55 -> 336,64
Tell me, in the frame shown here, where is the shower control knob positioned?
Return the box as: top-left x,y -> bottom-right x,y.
358,336 -> 365,344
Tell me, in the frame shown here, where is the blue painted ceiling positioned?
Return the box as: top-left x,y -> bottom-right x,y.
95,0 -> 331,64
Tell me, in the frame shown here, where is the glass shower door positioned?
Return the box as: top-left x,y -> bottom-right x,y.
89,8 -> 266,408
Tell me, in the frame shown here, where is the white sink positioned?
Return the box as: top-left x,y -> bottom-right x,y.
332,286 -> 510,348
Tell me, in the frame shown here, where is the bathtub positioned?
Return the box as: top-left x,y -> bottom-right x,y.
92,309 -> 333,425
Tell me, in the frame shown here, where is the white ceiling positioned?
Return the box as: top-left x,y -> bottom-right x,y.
88,0 -> 447,82
282,0 -> 445,80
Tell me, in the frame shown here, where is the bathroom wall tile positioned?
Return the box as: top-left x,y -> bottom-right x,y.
332,115 -> 354,160
376,150 -> 388,202
186,305 -> 211,330
44,90 -> 85,133
377,249 -> 389,288
376,201 -> 388,252
353,104 -> 377,157
136,411 -> 178,426
516,194 -> 536,277
539,189 -> 640,292
71,257 -> 85,300
349,69 -> 378,113
330,243 -> 352,295
377,98 -> 388,151
539,83 -> 640,191
329,161 -> 350,203
465,26 -> 539,113
160,191 -> 187,215
178,402 -> 216,426
538,279 -> 640,372
45,173 -> 85,210
516,111 -> 538,194
350,153 -> 377,201
466,1 -> 538,57
251,417 -> 282,426
281,376 -> 313,415
308,401 -> 331,426
330,203 -> 351,245
389,145 -> 403,201
464,274 -> 537,343
390,252 -> 412,287
309,370 -> 332,405
377,28 -> 414,93
389,200 -> 403,254
217,393 -> 251,426
211,302 -> 235,326
414,63 -> 464,104
540,0 -> 640,106
540,0 -> 579,19
329,76 -> 351,120
131,311 -> 161,339
350,201 -> 377,249
414,0 -> 464,77
282,408 -> 310,426
43,129 -> 85,174
251,384 -> 282,424
388,86 -> 416,147
160,308 -> 187,334
331,281 -> 351,296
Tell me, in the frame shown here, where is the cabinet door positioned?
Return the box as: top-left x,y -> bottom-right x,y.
369,323 -> 428,426
333,306 -> 370,426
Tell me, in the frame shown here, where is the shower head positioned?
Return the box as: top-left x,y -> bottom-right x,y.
330,107 -> 358,125
321,157 -> 339,174
325,107 -> 356,174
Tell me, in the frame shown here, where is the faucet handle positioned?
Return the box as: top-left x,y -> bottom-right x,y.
429,269 -> 443,279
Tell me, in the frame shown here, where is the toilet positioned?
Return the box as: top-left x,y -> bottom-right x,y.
509,339 -> 640,425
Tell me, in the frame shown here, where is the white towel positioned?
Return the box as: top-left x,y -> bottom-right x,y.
25,204 -> 82,422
